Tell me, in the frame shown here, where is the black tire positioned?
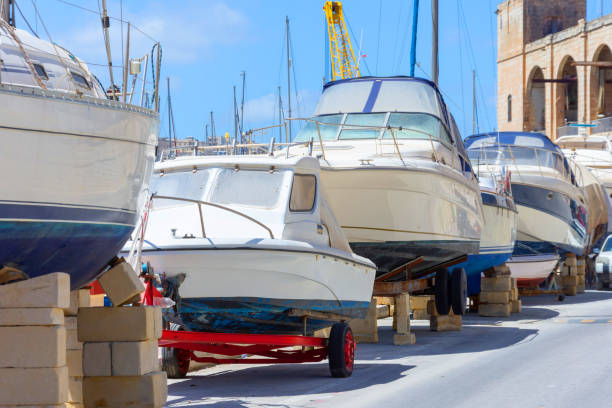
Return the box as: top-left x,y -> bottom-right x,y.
161,323 -> 190,379
435,268 -> 451,315
328,323 -> 355,378
450,267 -> 467,315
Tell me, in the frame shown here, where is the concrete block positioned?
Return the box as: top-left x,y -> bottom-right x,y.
83,342 -> 111,377
349,299 -> 378,343
430,314 -> 462,331
67,329 -> 82,350
561,275 -> 579,287
393,332 -> 416,345
78,306 -> 162,342
90,294 -> 105,307
562,265 -> 578,276
67,350 -> 83,377
112,340 -> 159,376
511,299 -> 522,314
412,309 -> 430,320
83,371 -> 167,408
577,275 -> 585,285
0,273 -> 69,309
481,276 -> 512,292
480,291 -> 511,304
564,285 -> 578,296
64,290 -> 93,316
511,277 -> 518,289
65,316 -> 77,331
409,295 -> 432,310
0,326 -> 66,368
564,255 -> 577,267
0,307 -> 64,326
394,293 -> 410,334
577,284 -> 585,293
97,261 -> 145,307
68,376 -> 83,403
0,366 -> 68,405
479,303 -> 511,317
511,287 -> 519,301
426,300 -> 439,317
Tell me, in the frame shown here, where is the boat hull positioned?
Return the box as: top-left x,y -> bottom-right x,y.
506,255 -> 559,287
139,246 -> 376,334
320,167 -> 482,275
0,86 -> 157,288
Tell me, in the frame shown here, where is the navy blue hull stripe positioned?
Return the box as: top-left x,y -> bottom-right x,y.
0,203 -> 136,225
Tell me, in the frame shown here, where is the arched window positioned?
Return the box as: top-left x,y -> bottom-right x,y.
507,95 -> 512,122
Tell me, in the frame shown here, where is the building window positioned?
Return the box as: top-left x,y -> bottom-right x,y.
33,64 -> 48,80
543,17 -> 562,36
507,95 -> 512,122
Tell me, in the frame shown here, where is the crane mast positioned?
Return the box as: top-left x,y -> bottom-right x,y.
323,1 -> 361,81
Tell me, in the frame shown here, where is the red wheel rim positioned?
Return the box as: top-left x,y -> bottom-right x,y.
175,348 -> 191,375
344,330 -> 355,371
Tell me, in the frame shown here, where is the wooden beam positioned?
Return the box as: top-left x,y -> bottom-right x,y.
573,61 -> 612,67
375,256 -> 424,282
373,278 -> 432,296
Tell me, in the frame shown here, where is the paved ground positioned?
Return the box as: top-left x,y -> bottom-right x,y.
166,290 -> 612,408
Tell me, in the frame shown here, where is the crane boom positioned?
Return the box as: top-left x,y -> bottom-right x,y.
323,1 -> 361,81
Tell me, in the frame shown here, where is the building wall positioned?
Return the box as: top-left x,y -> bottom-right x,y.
497,0 -> 612,140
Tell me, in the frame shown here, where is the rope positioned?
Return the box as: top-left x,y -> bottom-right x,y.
0,20 -> 46,88
13,0 -> 39,38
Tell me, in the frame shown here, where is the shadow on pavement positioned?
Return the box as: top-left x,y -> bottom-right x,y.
462,306 -> 559,323
166,362 -> 413,407
520,289 -> 612,306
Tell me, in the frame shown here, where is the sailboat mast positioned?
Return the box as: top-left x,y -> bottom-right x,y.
278,86 -> 284,141
286,16 -> 292,142
431,0 -> 439,85
233,85 -> 238,142
210,111 -> 216,144
240,71 -> 246,140
472,70 -> 476,134
409,0 -> 419,77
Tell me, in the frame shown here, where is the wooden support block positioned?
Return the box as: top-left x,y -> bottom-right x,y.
511,277 -> 518,289
68,376 -> 83,403
0,273 -> 69,309
409,295 -> 432,311
314,327 -> 331,338
67,350 -> 83,378
481,276 -> 511,292
561,275 -> 579,288
0,307 -> 64,326
78,306 -> 162,342
511,299 -> 522,314
0,326 -> 66,368
393,332 -> 416,345
511,287 -> 519,302
564,285 -> 578,296
394,293 -> 410,334
480,291 -> 511,304
66,329 -> 82,350
562,265 -> 578,277
349,299 -> 378,343
430,313 -> 462,331
565,254 -> 577,267
97,261 -> 145,307
111,340 -> 160,376
373,296 -> 395,306
83,371 -> 167,408
577,284 -> 585,293
0,366 -> 68,405
412,309 -> 430,320
90,294 -> 105,307
426,300 -> 439,317
83,342 -> 111,377
479,303 -> 511,317
577,275 -> 585,285
65,290 -> 92,316
376,305 -> 391,319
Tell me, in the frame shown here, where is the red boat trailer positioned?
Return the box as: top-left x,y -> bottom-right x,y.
143,279 -> 356,378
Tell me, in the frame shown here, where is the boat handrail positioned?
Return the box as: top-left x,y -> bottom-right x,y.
150,194 -> 275,239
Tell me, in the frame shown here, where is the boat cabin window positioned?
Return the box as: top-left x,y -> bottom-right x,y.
210,168 -> 285,209
383,113 -> 451,143
150,170 -> 210,209
339,113 -> 386,139
295,114 -> 343,142
71,72 -> 90,89
33,64 -> 48,80
289,174 -> 316,212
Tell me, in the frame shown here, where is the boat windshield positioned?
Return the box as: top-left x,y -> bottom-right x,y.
382,113 -> 451,143
294,114 -> 343,142
469,145 -> 565,173
209,168 -> 287,209
339,113 -> 386,139
150,170 -> 211,209
467,147 -> 505,165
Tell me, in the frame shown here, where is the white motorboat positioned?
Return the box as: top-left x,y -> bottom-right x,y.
0,14 -> 158,288
505,255 -> 560,287
465,132 -> 587,286
284,76 -> 483,280
126,155 -> 376,334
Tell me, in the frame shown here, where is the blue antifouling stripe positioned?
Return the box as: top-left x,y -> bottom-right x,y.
362,80 -> 382,113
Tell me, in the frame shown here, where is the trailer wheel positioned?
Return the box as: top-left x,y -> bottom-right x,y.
328,323 -> 355,378
435,268 -> 451,315
450,267 -> 467,315
161,323 -> 190,379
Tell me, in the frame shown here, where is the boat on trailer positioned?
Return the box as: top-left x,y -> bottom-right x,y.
0,17 -> 159,288
465,132 -> 587,287
279,76 -> 483,314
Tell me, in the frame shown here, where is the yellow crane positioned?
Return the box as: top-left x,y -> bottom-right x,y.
323,1 -> 361,81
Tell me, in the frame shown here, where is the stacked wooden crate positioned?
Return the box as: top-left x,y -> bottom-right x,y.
577,257 -> 586,293
561,255 -> 579,296
510,278 -> 521,313
479,265 -> 512,317
350,294 -> 416,345
427,300 -> 461,331
0,273 -> 71,407
349,298 -> 379,343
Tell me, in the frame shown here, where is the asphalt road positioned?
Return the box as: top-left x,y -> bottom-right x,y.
166,290 -> 612,408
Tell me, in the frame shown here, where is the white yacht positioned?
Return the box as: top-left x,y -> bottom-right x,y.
284,77 -> 483,283
465,132 -> 587,287
0,15 -> 158,288
126,155 -> 376,334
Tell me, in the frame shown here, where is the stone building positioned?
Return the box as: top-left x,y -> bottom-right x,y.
497,0 -> 612,139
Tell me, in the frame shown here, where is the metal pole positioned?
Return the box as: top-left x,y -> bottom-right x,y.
167,77 -> 172,146
431,0 -> 438,85
286,16 -> 292,142
100,0 -> 115,98
278,86 -> 283,142
233,85 -> 238,142
409,0 -> 419,77
472,70 -> 476,134
240,71 -> 245,140
139,53 -> 149,107
210,111 -> 216,144
0,0 -> 8,24
122,22 -> 130,102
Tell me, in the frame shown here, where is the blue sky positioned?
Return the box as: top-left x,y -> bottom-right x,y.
15,0 -> 612,142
